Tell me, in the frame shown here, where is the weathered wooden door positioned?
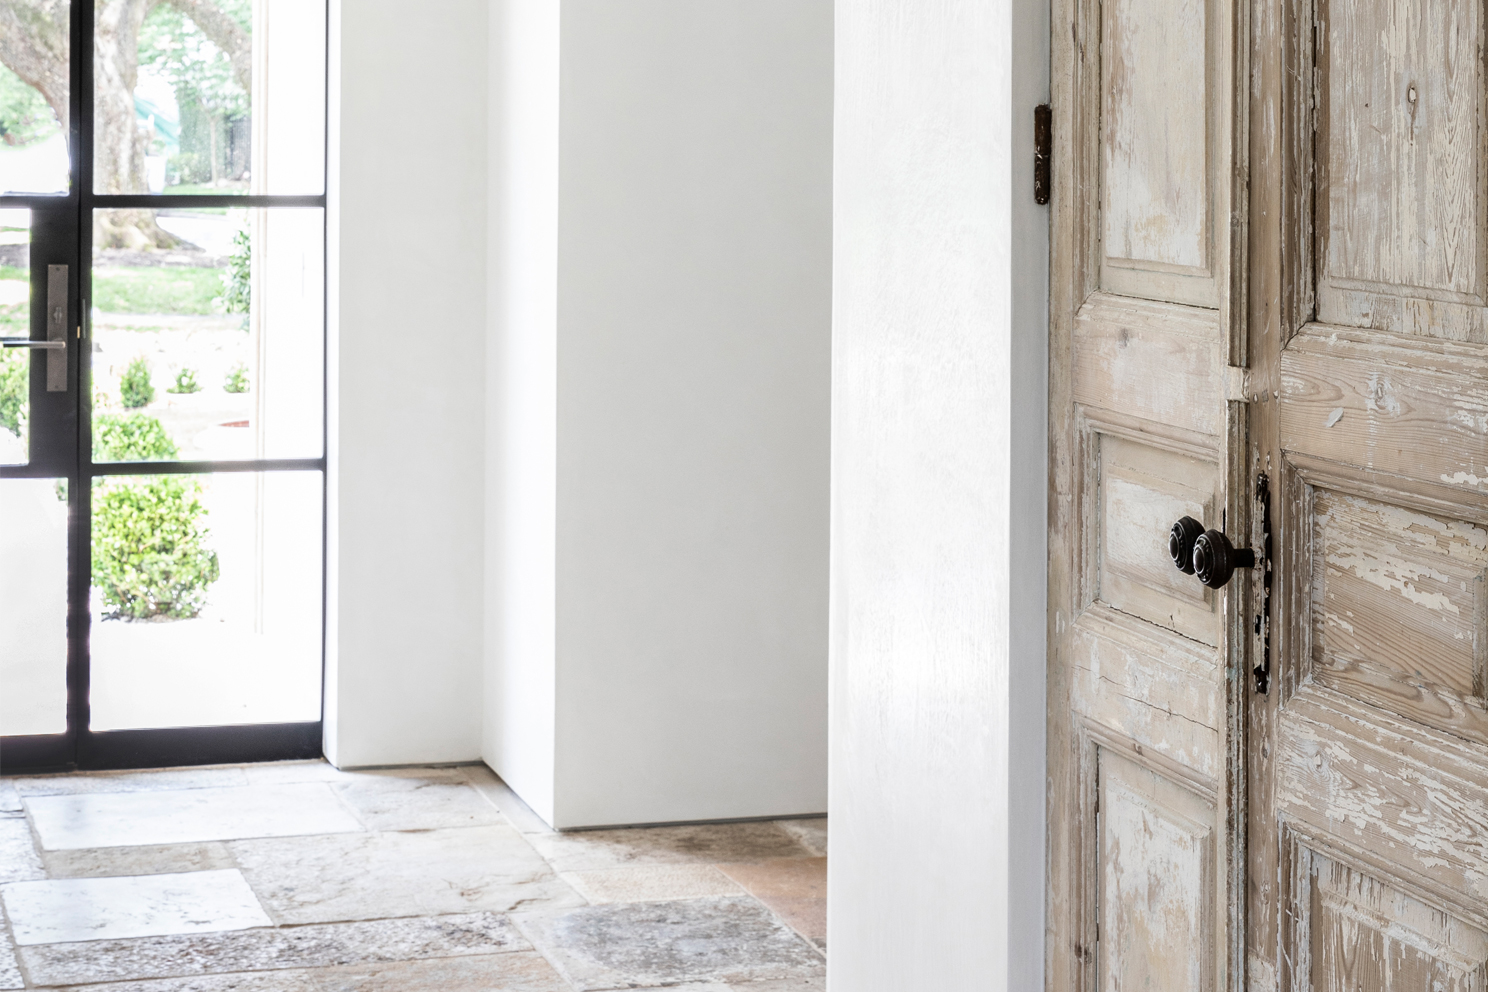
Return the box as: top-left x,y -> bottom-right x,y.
1048,0 -> 1251,984
1245,0 -> 1488,987
1052,0 -> 1488,984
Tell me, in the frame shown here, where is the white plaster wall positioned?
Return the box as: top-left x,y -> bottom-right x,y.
552,0 -> 833,828
484,0 -> 561,823
829,0 -> 1048,987
484,0 -> 832,829
325,0 -> 488,768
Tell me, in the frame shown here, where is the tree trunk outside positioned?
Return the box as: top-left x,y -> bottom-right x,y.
2,0 -> 250,248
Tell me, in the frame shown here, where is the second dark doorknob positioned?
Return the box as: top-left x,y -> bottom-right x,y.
1192,529 -> 1255,589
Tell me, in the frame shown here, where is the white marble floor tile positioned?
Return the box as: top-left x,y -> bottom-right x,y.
26,783 -> 363,850
0,780 -> 21,813
0,816 -> 45,883
2,869 -> 271,945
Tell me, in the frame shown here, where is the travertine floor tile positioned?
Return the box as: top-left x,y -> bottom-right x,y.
529,822 -> 810,873
458,767 -> 554,834
27,784 -> 363,850
774,819 -> 826,857
307,950 -> 570,992
53,971 -> 319,991
515,896 -> 824,991
0,934 -> 21,991
239,760 -> 353,786
12,767 -> 250,797
232,826 -> 585,924
19,911 -> 527,987
2,870 -> 270,945
717,859 -> 826,947
330,770 -> 504,832
42,841 -> 236,879
632,981 -> 827,992
562,864 -> 745,904
0,816 -> 44,883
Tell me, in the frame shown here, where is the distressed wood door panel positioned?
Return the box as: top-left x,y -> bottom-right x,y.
1099,0 -> 1221,307
1246,0 -> 1488,982
1315,0 -> 1488,341
1284,835 -> 1488,992
1050,0 -> 1244,978
1097,746 -> 1218,992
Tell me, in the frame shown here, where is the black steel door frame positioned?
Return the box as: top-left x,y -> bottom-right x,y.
1,1 -> 327,772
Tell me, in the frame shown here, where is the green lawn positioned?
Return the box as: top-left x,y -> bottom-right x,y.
0,267 -> 26,334
92,266 -> 225,315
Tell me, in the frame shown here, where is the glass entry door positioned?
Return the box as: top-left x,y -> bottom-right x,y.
1,0 -> 327,771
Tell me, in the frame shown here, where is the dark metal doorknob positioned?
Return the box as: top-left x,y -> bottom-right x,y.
1168,517 -> 1204,575
1168,517 -> 1256,589
1192,529 -> 1255,589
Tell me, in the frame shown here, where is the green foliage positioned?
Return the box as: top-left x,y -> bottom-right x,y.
120,357 -> 155,409
0,347 -> 26,437
0,269 -> 27,336
92,476 -> 219,621
94,413 -> 179,462
92,266 -> 223,315
219,227 -> 250,319
139,1 -> 252,185
0,62 -> 60,148
168,367 -> 201,394
223,361 -> 249,394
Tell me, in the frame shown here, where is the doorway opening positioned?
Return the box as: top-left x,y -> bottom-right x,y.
1,0 -> 328,772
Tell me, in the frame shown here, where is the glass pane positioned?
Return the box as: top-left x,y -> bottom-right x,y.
0,476 -> 69,737
93,0 -> 325,196
89,469 -> 322,730
0,5 -> 70,195
92,207 -> 323,462
0,209 -> 28,466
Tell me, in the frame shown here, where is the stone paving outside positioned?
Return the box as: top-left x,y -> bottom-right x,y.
0,762 -> 827,991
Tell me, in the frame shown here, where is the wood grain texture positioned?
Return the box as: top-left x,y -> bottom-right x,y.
1072,607 -> 1225,782
1279,325 -> 1488,493
1074,293 -> 1227,437
1101,0 -> 1210,271
1302,846 -> 1488,992
1316,0 -> 1488,341
1310,489 -> 1488,744
1276,687 -> 1488,908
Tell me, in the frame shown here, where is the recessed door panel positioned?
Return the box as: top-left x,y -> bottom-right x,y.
1098,747 -> 1217,992
1310,489 -> 1488,745
1099,0 -> 1218,307
1317,0 -> 1488,340
1290,844 -> 1488,992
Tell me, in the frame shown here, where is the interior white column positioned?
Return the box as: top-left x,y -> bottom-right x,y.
325,0 -> 490,768
830,0 -> 1049,987
486,0 -> 833,828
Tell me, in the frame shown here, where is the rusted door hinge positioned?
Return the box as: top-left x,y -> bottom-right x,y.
1034,104 -> 1052,205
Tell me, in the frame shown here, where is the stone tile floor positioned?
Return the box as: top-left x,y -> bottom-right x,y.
0,762 -> 826,991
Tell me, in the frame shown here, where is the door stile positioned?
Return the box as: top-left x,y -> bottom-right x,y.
1046,0 -> 1100,980
1243,0 -> 1316,979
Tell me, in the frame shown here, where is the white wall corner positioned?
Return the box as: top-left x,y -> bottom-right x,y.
482,0 -> 560,824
